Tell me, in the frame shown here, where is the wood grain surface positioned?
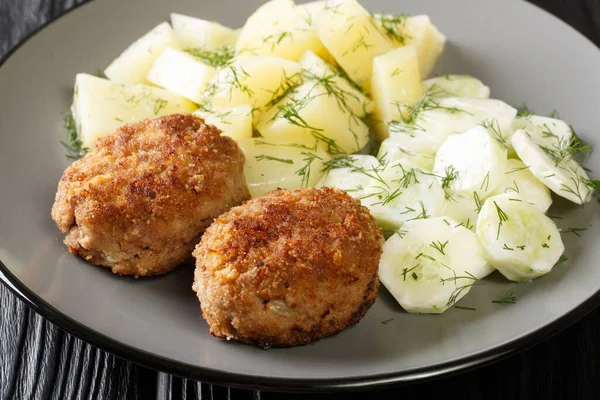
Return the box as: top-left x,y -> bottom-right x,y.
1,0 -> 600,399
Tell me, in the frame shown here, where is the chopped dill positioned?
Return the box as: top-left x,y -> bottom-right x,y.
492,291 -> 517,304
430,240 -> 449,255
402,264 -> 420,281
493,201 -> 509,239
255,155 -> 294,164
62,111 -> 87,159
295,152 -> 323,187
153,98 -> 168,115
539,132 -> 591,167
556,254 -> 569,265
564,227 -> 587,237
372,13 -> 411,45
186,46 -> 235,67
480,118 -> 507,148
516,104 -> 535,117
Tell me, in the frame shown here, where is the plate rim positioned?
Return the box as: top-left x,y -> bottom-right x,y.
1,0 -> 600,391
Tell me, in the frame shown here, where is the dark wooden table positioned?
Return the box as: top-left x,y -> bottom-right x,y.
2,1 -> 600,399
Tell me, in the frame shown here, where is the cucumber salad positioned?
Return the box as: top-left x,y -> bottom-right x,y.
63,0 -> 600,314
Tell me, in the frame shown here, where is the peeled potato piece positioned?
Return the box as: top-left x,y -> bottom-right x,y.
171,13 -> 237,50
104,22 -> 181,85
205,55 -> 302,122
146,48 -> 216,104
371,45 -> 422,140
236,136 -> 332,198
235,0 -> 329,61
299,50 -> 374,115
403,15 -> 446,79
72,73 -> 197,149
315,0 -> 394,92
256,75 -> 370,154
193,104 -> 253,141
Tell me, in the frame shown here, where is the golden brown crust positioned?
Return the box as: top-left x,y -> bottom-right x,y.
192,187 -> 384,348
51,114 -> 250,277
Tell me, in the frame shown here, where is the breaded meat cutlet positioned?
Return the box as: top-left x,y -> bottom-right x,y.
192,187 -> 384,348
51,114 -> 250,277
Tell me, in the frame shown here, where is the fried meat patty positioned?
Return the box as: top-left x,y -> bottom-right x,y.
51,114 -> 250,277
192,187 -> 384,348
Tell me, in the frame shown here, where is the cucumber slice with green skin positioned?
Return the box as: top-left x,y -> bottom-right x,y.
377,137 -> 435,171
379,217 -> 490,314
422,75 -> 490,99
511,129 -> 592,204
360,162 -> 445,231
433,126 -> 507,198
487,159 -> 552,213
316,155 -> 381,198
476,193 -> 565,282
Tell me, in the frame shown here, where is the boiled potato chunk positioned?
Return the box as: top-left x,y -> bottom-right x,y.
315,0 -> 394,91
72,74 -> 197,149
299,50 -> 374,115
371,45 -> 422,140
296,0 -> 327,26
237,136 -> 332,198
403,15 -> 446,79
193,104 -> 253,141
256,77 -> 370,154
205,55 -> 302,121
146,48 -> 216,104
104,22 -> 181,85
235,0 -> 329,61
171,13 -> 237,49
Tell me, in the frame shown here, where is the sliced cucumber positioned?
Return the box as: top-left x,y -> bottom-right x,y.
422,74 -> 490,99
389,96 -> 517,155
379,217 -> 490,314
433,126 -> 507,198
476,193 -> 564,282
316,155 -> 381,198
512,115 -> 573,149
511,129 -> 592,204
377,136 -> 435,171
487,159 -> 552,213
360,162 -> 445,231
442,191 -> 481,232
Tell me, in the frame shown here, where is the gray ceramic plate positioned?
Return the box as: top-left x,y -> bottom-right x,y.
2,0 -> 600,391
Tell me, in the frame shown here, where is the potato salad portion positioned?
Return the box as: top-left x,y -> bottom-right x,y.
63,0 -> 599,315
